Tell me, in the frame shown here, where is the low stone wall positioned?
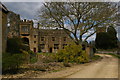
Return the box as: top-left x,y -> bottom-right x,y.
85,46 -> 94,57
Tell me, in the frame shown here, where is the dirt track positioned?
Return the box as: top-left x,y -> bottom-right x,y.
66,54 -> 118,78
39,54 -> 118,78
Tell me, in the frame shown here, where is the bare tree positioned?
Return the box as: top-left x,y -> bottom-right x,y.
38,2 -> 117,45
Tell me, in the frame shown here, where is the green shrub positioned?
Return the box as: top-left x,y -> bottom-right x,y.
7,37 -> 21,53
2,53 -> 26,74
28,50 -> 35,55
27,50 -> 38,64
6,37 -> 30,53
21,44 -> 30,51
55,43 -> 89,63
75,51 -> 89,63
30,57 -> 38,64
21,50 -> 30,64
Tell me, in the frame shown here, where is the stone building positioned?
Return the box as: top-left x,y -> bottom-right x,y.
19,19 -> 34,44
19,19 -> 39,52
19,19 -> 72,53
0,3 -> 9,53
30,28 -> 39,53
38,29 -> 72,53
7,11 -> 20,38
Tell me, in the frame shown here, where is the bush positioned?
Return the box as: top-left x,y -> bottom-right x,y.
30,57 -> 38,64
7,37 -> 22,53
21,50 -> 30,64
27,50 -> 38,64
21,44 -> 30,51
2,53 -> 26,74
75,51 -> 89,63
6,37 -> 30,53
55,43 -> 89,63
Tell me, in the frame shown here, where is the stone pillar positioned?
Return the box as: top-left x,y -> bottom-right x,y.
85,47 -> 90,56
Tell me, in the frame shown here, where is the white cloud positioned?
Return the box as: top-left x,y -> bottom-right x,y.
3,2 -> 43,19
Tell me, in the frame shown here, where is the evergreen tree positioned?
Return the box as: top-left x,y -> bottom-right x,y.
95,26 -> 118,49
107,26 -> 118,48
95,32 -> 110,49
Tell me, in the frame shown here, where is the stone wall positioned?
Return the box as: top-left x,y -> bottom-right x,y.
7,11 -> 20,38
38,29 -> 72,53
30,28 -> 38,52
1,3 -> 9,53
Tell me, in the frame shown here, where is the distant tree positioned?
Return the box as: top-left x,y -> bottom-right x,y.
95,26 -> 118,49
38,2 -> 117,45
95,32 -> 110,49
107,26 -> 118,48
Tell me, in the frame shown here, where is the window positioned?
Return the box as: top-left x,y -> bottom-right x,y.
34,35 -> 36,38
63,37 -> 66,41
41,37 -> 44,41
63,44 -> 67,49
33,48 -> 36,53
54,44 -> 59,49
21,26 -> 29,32
52,37 -> 55,41
40,44 -> 45,49
34,41 -> 36,43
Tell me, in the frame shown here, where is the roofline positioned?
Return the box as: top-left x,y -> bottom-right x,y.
0,2 -> 9,13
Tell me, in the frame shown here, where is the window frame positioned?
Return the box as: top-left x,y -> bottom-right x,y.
54,44 -> 59,49
40,44 -> 45,49
52,37 -> 55,41
41,37 -> 44,41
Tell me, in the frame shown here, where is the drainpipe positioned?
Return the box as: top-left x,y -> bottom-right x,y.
38,23 -> 40,53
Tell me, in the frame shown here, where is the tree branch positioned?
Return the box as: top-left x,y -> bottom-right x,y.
84,31 -> 96,41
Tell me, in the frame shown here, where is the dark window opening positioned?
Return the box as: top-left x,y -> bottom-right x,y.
41,37 -> 44,41
52,37 -> 55,41
49,47 -> 52,53
82,44 -> 86,50
34,48 -> 36,53
34,35 -> 36,38
54,44 -> 59,49
63,44 -> 67,49
40,44 -> 45,49
34,41 -> 36,43
63,37 -> 66,41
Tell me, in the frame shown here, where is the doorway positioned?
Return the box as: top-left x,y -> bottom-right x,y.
34,48 -> 36,53
49,47 -> 52,53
